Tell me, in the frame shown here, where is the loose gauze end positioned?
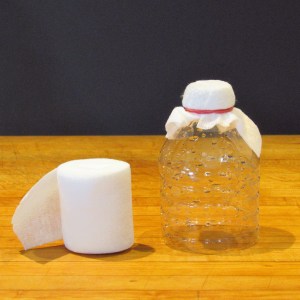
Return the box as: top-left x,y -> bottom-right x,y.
12,158 -> 134,254
12,169 -> 62,250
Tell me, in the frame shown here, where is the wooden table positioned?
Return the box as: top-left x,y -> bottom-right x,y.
0,135 -> 300,299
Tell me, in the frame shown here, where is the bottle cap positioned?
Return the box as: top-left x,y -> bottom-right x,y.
182,80 -> 236,111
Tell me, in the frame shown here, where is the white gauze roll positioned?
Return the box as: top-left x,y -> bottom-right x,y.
57,159 -> 134,254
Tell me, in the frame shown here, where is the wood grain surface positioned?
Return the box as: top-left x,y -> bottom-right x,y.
0,135 -> 299,299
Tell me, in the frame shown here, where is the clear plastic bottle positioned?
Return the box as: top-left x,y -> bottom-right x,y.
159,121 -> 260,253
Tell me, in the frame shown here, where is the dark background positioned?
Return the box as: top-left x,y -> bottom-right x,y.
0,0 -> 299,135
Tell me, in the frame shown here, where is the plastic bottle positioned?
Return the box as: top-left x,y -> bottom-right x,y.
159,80 -> 261,253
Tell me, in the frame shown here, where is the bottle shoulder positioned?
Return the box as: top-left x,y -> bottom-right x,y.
160,124 -> 259,167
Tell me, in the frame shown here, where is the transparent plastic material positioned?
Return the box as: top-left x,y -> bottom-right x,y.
159,121 -> 260,253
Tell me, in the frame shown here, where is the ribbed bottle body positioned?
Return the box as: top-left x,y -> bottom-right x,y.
159,123 -> 259,253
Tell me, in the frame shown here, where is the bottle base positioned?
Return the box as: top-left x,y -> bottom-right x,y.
163,225 -> 258,254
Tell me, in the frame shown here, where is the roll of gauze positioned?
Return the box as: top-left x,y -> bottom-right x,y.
57,159 -> 134,254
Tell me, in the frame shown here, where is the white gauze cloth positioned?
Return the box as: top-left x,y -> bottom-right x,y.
12,169 -> 62,250
165,80 -> 262,157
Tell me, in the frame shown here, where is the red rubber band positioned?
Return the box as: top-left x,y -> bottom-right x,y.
183,106 -> 234,114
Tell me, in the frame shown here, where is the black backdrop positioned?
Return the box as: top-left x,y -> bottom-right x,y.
1,0 -> 299,135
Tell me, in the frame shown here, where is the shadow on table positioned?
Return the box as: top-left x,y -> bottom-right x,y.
20,226 -> 295,263
156,226 -> 296,256
76,243 -> 155,262
240,226 -> 296,255
21,243 -> 154,264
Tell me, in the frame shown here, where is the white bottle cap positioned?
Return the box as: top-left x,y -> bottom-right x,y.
182,80 -> 236,110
